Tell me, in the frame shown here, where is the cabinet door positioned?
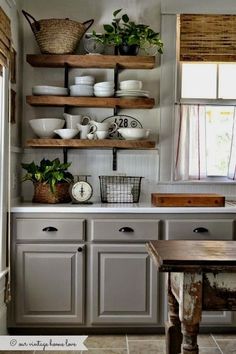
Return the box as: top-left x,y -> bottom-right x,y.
91,244 -> 158,324
15,244 -> 84,324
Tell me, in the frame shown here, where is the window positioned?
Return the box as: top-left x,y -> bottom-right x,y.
174,62 -> 236,181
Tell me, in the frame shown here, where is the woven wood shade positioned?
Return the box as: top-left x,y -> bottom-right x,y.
0,7 -> 11,66
179,14 -> 236,62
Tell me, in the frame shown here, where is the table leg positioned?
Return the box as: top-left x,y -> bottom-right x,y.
179,273 -> 203,354
166,273 -> 182,354
182,323 -> 199,354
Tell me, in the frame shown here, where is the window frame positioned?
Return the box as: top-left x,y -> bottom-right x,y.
159,14 -> 236,184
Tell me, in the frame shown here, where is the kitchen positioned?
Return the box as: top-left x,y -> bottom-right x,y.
0,0 -> 236,353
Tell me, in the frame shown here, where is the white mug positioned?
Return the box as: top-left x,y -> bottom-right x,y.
90,121 -> 118,134
63,113 -> 91,129
87,132 -> 96,140
96,130 -> 108,139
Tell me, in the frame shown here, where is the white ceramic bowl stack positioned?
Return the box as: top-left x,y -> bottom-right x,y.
70,75 -> 95,96
116,80 -> 150,98
29,118 -> 65,138
94,81 -> 114,97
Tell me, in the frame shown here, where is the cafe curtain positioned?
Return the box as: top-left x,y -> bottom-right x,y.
179,14 -> 236,62
0,6 -> 11,66
174,105 -> 236,181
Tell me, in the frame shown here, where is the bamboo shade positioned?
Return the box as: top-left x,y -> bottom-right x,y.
179,14 -> 236,62
0,7 -> 11,66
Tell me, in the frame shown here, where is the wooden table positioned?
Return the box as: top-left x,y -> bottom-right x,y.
146,240 -> 236,354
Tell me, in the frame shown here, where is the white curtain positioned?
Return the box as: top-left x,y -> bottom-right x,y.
174,104 -> 236,181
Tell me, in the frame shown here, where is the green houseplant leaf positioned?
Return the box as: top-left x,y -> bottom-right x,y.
91,8 -> 163,55
21,158 -> 74,193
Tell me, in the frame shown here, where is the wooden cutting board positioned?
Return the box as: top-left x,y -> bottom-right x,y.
151,193 -> 225,207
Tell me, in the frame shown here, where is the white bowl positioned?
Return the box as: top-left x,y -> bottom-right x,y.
117,128 -> 150,140
75,76 -> 95,85
54,129 -> 78,139
120,80 -> 143,90
70,84 -> 94,96
94,91 -> 114,97
32,86 -> 68,96
29,118 -> 65,138
94,81 -> 114,89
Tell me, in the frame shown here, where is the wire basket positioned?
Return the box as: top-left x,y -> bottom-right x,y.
99,176 -> 143,203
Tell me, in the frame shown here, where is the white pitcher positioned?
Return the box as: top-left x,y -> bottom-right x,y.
77,123 -> 96,139
63,113 -> 91,129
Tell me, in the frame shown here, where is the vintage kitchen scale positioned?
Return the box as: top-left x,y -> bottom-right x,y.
70,175 -> 93,204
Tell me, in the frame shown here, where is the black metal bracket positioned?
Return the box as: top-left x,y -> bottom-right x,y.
63,147 -> 68,164
112,147 -> 118,171
113,64 -> 120,116
64,63 -> 69,89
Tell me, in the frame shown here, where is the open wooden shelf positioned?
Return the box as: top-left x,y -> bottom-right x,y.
26,96 -> 155,108
26,54 -> 155,69
26,139 -> 156,149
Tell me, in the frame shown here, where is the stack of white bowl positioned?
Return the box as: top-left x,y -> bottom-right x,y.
120,80 -> 143,91
116,80 -> 149,98
70,75 -> 95,96
94,81 -> 114,97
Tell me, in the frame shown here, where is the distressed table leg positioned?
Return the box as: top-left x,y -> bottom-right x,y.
166,273 -> 182,354
179,273 -> 203,354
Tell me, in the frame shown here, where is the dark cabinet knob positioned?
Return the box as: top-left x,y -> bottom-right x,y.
77,247 -> 83,252
42,226 -> 58,232
119,227 -> 134,233
193,227 -> 209,233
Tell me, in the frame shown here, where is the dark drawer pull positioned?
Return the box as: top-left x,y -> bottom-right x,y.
193,227 -> 209,233
42,226 -> 58,232
77,247 -> 83,252
119,227 -> 134,233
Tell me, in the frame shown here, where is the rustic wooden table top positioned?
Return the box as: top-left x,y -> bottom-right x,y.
146,240 -> 236,272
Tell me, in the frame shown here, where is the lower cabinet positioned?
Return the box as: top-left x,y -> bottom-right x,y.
90,244 -> 158,324
15,243 -> 85,324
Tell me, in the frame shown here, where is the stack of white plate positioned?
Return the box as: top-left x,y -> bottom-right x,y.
32,86 -> 68,96
70,75 -> 95,96
94,81 -> 114,97
116,80 -> 149,98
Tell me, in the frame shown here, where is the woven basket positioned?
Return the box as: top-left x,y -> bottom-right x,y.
22,10 -> 94,54
33,182 -> 71,204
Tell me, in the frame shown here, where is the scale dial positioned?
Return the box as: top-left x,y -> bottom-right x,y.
71,181 -> 93,203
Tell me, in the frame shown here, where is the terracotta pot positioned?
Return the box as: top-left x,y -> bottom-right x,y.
33,182 -> 71,204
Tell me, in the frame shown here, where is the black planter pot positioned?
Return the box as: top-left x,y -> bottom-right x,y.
118,44 -> 139,56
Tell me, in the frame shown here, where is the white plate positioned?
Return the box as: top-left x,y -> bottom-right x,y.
115,92 -> 149,98
116,89 -> 149,95
32,86 -> 68,96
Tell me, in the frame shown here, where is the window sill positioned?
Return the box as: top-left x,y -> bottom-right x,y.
159,180 -> 236,186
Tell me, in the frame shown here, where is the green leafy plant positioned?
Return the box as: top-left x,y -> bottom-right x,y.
21,158 -> 74,193
92,8 -> 163,54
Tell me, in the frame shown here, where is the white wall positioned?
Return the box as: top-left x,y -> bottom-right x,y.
20,0 -> 236,202
21,0 -> 162,202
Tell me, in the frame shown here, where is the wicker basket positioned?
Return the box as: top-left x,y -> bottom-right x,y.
33,182 -> 71,204
22,10 -> 94,54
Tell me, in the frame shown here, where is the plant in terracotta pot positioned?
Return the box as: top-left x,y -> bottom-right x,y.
21,158 -> 74,203
92,8 -> 163,56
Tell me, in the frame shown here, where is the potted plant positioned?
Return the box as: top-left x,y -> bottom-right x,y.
92,9 -> 163,56
21,158 -> 74,203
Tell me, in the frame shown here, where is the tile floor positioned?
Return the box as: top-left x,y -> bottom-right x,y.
1,334 -> 236,354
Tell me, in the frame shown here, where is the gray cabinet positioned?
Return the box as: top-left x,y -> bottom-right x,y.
90,244 -> 158,324
15,243 -> 85,324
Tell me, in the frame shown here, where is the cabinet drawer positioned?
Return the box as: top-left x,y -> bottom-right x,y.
91,219 -> 159,241
16,218 -> 85,241
166,219 -> 234,240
